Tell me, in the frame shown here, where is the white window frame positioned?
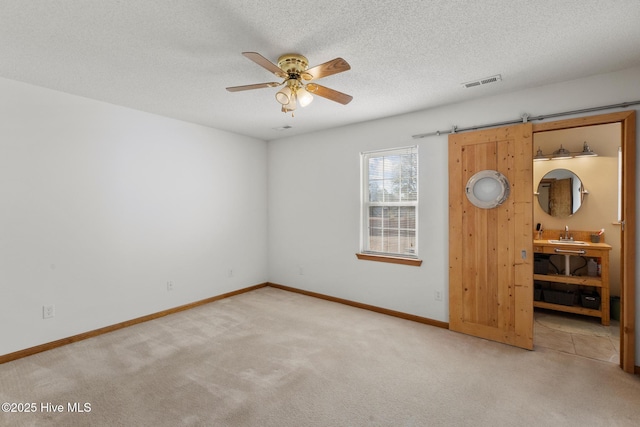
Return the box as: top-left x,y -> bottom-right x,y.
360,146 -> 418,261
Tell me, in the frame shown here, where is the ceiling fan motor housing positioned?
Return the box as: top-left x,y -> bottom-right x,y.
277,54 -> 309,77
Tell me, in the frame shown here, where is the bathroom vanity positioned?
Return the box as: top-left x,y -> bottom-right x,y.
533,238 -> 612,325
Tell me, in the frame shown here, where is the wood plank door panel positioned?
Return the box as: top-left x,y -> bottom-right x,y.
449,124 -> 533,349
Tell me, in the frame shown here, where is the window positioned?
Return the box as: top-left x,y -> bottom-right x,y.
359,146 -> 419,264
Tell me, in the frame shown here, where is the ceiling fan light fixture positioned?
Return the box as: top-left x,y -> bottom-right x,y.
275,86 -> 292,105
297,87 -> 313,107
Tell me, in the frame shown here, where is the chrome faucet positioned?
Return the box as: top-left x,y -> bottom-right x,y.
562,225 -> 573,241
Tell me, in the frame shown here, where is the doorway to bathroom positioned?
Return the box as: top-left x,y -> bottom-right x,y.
532,110 -> 636,373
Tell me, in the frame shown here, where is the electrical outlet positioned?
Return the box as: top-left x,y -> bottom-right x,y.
167,281 -> 174,291
43,305 -> 55,319
434,291 -> 443,301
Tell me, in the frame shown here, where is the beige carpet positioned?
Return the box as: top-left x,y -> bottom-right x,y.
1,286 -> 640,426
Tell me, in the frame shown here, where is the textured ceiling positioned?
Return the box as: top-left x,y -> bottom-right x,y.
1,0 -> 640,141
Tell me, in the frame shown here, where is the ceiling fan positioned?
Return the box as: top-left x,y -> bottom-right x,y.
226,52 -> 353,115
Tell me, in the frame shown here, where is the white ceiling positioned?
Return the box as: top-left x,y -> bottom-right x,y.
2,0 -> 640,141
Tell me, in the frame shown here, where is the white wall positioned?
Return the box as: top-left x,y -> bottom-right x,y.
0,78 -> 268,355
268,65 -> 640,361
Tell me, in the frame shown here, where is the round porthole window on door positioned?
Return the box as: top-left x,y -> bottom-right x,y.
465,170 -> 510,209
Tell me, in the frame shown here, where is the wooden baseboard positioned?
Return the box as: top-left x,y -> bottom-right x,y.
0,283 -> 268,365
267,282 -> 449,329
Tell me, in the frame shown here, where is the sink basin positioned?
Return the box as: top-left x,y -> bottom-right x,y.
547,240 -> 589,245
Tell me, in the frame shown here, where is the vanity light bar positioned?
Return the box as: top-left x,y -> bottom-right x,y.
533,142 -> 598,161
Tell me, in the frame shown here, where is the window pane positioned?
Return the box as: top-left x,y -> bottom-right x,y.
368,206 -> 383,252
369,206 -> 383,226
401,153 -> 417,201
368,207 -> 382,251
385,206 -> 398,228
369,157 -> 383,180
369,180 -> 383,202
400,229 -> 416,255
381,179 -> 395,202
368,229 -> 383,252
384,155 -> 401,201
383,155 -> 401,179
399,206 -> 415,229
400,178 -> 417,201
368,152 -> 417,202
385,229 -> 399,253
367,206 -> 416,255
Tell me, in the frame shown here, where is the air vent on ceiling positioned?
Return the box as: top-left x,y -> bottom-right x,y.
272,125 -> 293,131
462,74 -> 502,88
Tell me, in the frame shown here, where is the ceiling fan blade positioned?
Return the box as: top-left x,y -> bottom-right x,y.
226,82 -> 281,92
306,83 -> 353,105
242,52 -> 287,78
302,58 -> 351,81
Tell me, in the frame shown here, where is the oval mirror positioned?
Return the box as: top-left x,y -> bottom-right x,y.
536,168 -> 584,217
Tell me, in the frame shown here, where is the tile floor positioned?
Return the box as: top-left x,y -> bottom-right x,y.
534,309 -> 620,364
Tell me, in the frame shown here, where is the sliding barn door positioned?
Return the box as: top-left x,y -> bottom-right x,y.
449,124 -> 533,350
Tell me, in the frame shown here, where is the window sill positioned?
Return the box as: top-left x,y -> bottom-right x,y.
356,253 -> 423,267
